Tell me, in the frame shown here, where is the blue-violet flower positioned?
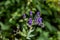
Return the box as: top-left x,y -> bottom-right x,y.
37,12 -> 40,16
28,18 -> 32,26
30,11 -> 32,16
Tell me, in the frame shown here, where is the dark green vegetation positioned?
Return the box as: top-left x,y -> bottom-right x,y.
0,0 -> 60,40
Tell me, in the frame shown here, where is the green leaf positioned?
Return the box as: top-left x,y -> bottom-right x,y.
56,18 -> 60,24
26,29 -> 34,39
57,31 -> 60,40
36,5 -> 41,12
44,21 -> 57,32
36,27 -> 42,33
0,22 -> 10,30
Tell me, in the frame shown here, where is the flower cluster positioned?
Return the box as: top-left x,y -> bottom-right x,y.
23,11 -> 44,27
35,12 -> 42,25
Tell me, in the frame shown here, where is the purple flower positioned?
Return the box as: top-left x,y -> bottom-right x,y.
35,17 -> 42,25
38,17 -> 42,25
28,18 -> 32,25
30,11 -> 32,16
23,14 -> 26,18
37,12 -> 40,16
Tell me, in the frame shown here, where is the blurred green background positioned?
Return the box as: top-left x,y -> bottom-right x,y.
0,0 -> 60,40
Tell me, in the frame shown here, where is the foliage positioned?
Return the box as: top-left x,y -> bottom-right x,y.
0,0 -> 60,40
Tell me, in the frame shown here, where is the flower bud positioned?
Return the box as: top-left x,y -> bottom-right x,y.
30,11 -> 32,16
37,12 -> 40,16
23,14 -> 26,19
